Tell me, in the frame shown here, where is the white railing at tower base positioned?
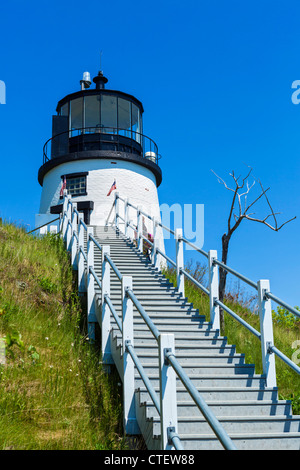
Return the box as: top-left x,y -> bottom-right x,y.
60,192 -> 237,451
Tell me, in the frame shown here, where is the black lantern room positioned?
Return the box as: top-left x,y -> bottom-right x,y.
38,71 -> 162,187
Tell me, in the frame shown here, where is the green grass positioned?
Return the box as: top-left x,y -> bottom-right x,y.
0,222 -> 126,450
162,263 -> 300,414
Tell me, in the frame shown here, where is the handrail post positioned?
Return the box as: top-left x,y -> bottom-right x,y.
66,196 -> 72,251
122,276 -> 139,434
128,219 -> 134,242
59,212 -> 63,236
87,227 -> 96,341
77,215 -> 85,295
115,192 -> 119,231
101,246 -> 113,364
208,250 -> 220,331
159,333 -> 178,450
151,217 -> 159,269
137,206 -> 143,253
71,203 -> 78,269
62,191 -> 68,240
124,198 -> 129,237
257,280 -> 277,388
175,229 -> 185,297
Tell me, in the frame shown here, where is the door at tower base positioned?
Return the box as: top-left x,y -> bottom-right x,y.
38,158 -> 165,255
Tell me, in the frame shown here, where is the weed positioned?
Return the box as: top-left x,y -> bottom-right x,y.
39,277 -> 58,294
272,306 -> 300,330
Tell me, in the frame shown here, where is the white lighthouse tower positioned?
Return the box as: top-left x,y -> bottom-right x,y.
36,69 -> 165,254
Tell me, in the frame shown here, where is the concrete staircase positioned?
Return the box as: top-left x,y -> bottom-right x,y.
89,225 -> 300,450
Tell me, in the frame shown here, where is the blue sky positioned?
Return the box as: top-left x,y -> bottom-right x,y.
0,0 -> 300,308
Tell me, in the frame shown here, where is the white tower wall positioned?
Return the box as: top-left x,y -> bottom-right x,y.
39,158 -> 165,253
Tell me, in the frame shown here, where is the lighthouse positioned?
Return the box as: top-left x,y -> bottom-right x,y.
36,69 -> 165,254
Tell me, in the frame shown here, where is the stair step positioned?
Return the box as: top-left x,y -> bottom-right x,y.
119,324 -> 218,333
137,386 -> 279,402
107,299 -> 199,309
142,399 -> 292,417
134,374 -> 267,388
134,363 -> 256,375
159,432 -> 300,450
151,415 -> 300,435
110,319 -> 208,329
109,294 -> 185,302
116,339 -> 236,353
129,347 -> 240,359
135,353 -> 246,365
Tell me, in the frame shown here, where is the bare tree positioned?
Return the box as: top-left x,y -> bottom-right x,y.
212,167 -> 296,327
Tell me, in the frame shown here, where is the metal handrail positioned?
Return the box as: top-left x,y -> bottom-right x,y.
73,231 -> 79,243
158,222 -> 175,236
79,217 -> 88,232
127,201 -> 138,211
27,217 -> 60,234
127,221 -> 137,232
181,236 -> 208,258
181,268 -> 209,296
266,292 -> 300,319
79,246 -> 88,263
104,253 -> 123,281
88,233 -> 103,253
165,350 -> 237,451
213,258 -> 258,290
167,429 -> 184,451
104,294 -> 122,333
268,344 -> 300,375
156,247 -> 176,268
89,266 -> 102,290
139,209 -> 153,221
43,126 -> 161,165
141,233 -> 154,247
125,342 -> 161,415
126,288 -> 160,341
214,298 -> 261,340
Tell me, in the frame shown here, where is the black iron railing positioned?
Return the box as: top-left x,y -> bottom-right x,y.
43,127 -> 161,165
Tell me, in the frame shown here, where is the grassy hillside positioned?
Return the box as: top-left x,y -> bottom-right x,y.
163,264 -> 300,415
0,223 -> 125,450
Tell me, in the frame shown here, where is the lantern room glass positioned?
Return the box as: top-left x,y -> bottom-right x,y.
132,103 -> 141,143
85,95 -> 100,131
118,97 -> 131,138
101,95 -> 117,132
64,93 -> 142,144
70,97 -> 83,130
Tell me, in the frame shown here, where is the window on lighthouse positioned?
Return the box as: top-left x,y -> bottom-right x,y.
85,95 -> 100,131
70,97 -> 83,131
101,95 -> 117,132
118,98 -> 131,138
65,175 -> 87,196
132,103 -> 141,144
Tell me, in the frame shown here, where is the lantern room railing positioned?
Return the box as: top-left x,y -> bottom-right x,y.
42,127 -> 161,166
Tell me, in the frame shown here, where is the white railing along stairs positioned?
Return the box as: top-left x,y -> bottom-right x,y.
59,192 -> 300,450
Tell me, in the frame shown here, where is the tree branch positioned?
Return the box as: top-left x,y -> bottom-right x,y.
212,167 -> 296,236
243,214 -> 297,231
